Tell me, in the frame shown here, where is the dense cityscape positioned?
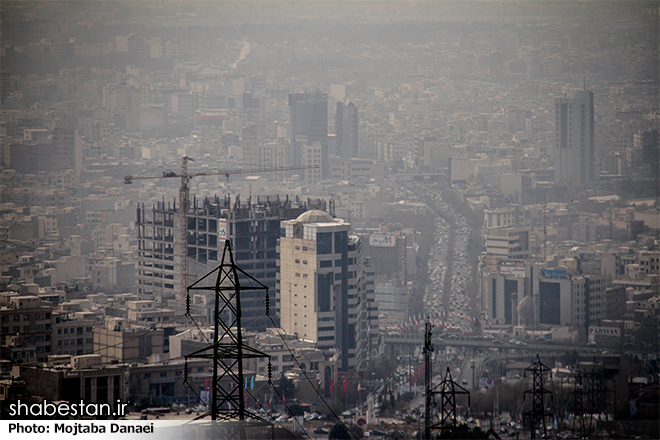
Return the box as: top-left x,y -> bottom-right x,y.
1,1 -> 658,439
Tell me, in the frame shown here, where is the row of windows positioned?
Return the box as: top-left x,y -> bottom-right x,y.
4,313 -> 52,323
2,324 -> 52,333
56,338 -> 92,346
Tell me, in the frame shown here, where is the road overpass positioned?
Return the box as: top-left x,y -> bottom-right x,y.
383,333 -> 603,357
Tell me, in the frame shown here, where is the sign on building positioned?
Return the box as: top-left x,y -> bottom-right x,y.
589,326 -> 621,337
218,219 -> 227,239
369,234 -> 396,248
541,269 -> 568,279
500,267 -> 526,277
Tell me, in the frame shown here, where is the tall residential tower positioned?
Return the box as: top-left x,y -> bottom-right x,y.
335,102 -> 359,160
289,89 -> 328,179
554,90 -> 595,189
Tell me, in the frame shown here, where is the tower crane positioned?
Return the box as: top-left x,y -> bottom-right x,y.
124,156 -> 319,301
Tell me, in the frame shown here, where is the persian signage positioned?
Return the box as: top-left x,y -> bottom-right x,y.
369,234 -> 396,248
500,267 -> 526,277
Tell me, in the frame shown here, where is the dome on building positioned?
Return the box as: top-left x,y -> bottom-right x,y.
517,295 -> 534,327
295,209 -> 335,224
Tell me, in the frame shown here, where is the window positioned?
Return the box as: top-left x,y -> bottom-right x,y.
317,232 -> 332,254
320,260 -> 332,268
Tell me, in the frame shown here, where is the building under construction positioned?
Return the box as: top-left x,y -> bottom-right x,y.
136,194 -> 327,330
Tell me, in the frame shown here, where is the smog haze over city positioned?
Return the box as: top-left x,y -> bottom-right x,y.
1,1 -> 658,439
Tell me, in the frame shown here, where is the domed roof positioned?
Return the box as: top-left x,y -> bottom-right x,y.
517,295 -> 534,322
295,210 -> 336,224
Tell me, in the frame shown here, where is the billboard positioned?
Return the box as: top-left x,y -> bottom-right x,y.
541,269 -> 568,279
500,267 -> 526,277
369,234 -> 396,248
218,219 -> 227,239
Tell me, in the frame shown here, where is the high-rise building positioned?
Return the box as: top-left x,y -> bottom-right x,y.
289,89 -> 328,178
136,195 -> 325,330
335,102 -> 359,160
278,210 -> 376,372
554,90 -> 595,188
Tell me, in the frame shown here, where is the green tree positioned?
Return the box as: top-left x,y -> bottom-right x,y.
288,403 -> 304,417
277,373 -> 295,401
328,422 -> 351,439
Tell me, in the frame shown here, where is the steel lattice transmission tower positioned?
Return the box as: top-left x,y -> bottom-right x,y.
184,239 -> 271,425
573,358 -> 608,439
423,321 -> 434,440
572,368 -> 587,438
424,321 -> 470,440
523,355 -> 553,440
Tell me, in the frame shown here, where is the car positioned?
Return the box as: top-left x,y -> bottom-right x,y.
313,428 -> 329,435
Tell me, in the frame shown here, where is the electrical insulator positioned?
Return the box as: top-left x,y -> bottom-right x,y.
267,360 -> 272,384
265,291 -> 270,316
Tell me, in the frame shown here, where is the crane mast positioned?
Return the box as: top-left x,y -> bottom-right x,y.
125,158 -> 319,302
179,156 -> 191,300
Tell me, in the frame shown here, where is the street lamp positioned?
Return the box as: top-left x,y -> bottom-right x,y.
471,360 -> 476,389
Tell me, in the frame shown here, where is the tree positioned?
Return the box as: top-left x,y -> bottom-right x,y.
288,403 -> 304,417
277,373 -> 295,401
295,377 -> 320,403
328,422 -> 351,439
